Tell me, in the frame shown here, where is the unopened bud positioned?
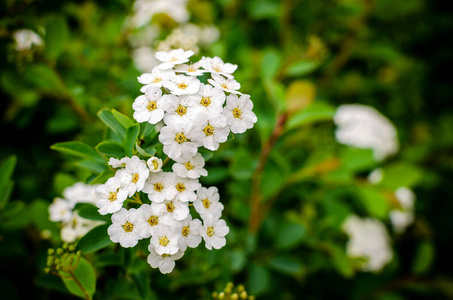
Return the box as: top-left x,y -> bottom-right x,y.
237,285 -> 245,293
231,293 -> 238,300
240,291 -> 248,299
212,291 -> 218,299
56,248 -> 64,255
47,249 -> 55,255
44,267 -> 50,273
218,292 -> 225,300
69,245 -> 76,252
62,243 -> 69,249
248,296 -> 255,300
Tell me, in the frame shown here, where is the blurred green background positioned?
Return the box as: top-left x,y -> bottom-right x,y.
1,0 -> 452,299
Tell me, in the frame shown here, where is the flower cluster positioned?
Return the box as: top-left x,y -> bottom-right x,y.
334,104 -> 399,161
342,215 -> 393,272
94,49 -> 256,273
49,182 -> 103,243
13,29 -> 44,51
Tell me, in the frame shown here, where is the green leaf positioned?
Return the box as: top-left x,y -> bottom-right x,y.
135,143 -> 156,158
356,186 -> 389,218
340,148 -> 377,172
261,49 -> 282,80
378,163 -> 423,189
248,264 -> 270,295
412,241 -> 434,274
230,149 -> 255,180
275,222 -> 306,249
328,244 -> 355,278
76,203 -> 110,222
61,257 -> 96,298
75,160 -> 107,174
263,79 -> 286,113
78,224 -> 112,254
96,141 -> 126,158
285,60 -> 320,77
87,170 -> 115,185
269,255 -> 303,275
124,124 -> 140,157
98,109 -> 127,139
0,155 -> 17,208
286,101 -> 335,130
24,64 -> 65,93
112,109 -> 135,129
44,16 -> 69,60
51,141 -> 104,162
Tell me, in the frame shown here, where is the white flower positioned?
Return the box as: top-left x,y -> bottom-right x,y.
368,168 -> 383,185
150,225 -> 179,255
162,94 -> 198,125
193,112 -> 229,151
158,122 -> 202,160
147,245 -> 184,274
138,68 -> 174,92
142,172 -> 178,203
193,84 -> 225,116
223,94 -> 257,134
395,187 -> 415,211
161,199 -> 190,222
108,208 -> 142,248
49,198 -> 73,223
118,156 -> 150,196
147,157 -> 163,172
13,29 -> 43,51
108,157 -> 130,168
390,187 -> 416,233
61,212 -> 103,243
63,182 -> 98,205
170,176 -> 201,202
175,215 -> 202,251
343,215 -> 393,272
334,104 -> 399,161
95,177 -> 128,215
208,74 -> 241,94
163,74 -> 200,95
172,153 -> 208,179
174,62 -> 205,76
136,203 -> 169,238
155,49 -> 194,70
194,187 -> 224,220
200,217 -> 229,250
133,87 -> 168,124
200,56 -> 237,79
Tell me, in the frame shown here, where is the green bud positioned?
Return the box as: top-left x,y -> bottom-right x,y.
231,294 -> 239,300
62,243 -> 69,249
56,265 -> 62,271
54,258 -> 60,265
224,286 -> 232,295
47,249 -> 55,255
218,292 -> 225,300
237,285 -> 245,293
240,291 -> 248,299
212,291 -> 218,299
44,267 -> 51,273
46,257 -> 54,267
69,245 -> 76,252
76,250 -> 82,257
56,248 -> 64,255
248,296 -> 255,300
68,256 -> 74,265
226,282 -> 234,289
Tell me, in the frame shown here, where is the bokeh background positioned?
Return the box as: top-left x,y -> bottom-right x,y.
1,0 -> 452,299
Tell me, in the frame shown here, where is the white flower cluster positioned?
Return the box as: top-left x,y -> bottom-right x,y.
334,104 -> 399,161
96,155 -> 229,274
127,0 -> 190,28
368,169 -> 416,233
134,49 -> 257,159
49,182 -> 103,243
13,29 -> 44,51
343,215 -> 393,272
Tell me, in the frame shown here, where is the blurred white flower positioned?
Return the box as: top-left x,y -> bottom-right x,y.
13,29 -> 43,51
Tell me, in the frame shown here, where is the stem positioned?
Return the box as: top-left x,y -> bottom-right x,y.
162,156 -> 171,166
68,270 -> 92,300
249,113 -> 287,234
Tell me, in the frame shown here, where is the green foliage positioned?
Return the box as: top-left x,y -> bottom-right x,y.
60,257 -> 96,298
78,225 -> 113,254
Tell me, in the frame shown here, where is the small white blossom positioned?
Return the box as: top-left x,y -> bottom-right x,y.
118,156 -> 150,196
138,68 -> 174,92
147,245 -> 184,274
390,187 -> 416,233
172,153 -> 208,179
142,172 -> 178,203
61,212 -> 103,243
108,157 -> 130,169
150,225 -> 180,255
163,74 -> 200,95
159,122 -> 202,160
193,84 -> 225,116
193,112 -> 229,151
174,62 -> 205,76
108,208 -> 142,248
200,56 -> 237,79
161,199 -> 190,222
368,168 -> 383,185
63,182 -> 97,205
95,177 -> 128,215
175,215 -> 202,251
147,157 -> 163,172
13,29 -> 43,51
136,203 -> 169,238
200,217 -> 229,250
223,94 -> 257,134
194,187 -> 224,220
49,198 -> 73,223
163,94 -> 198,125
133,87 -> 168,124
208,74 -> 241,94
155,49 -> 194,70
170,176 -> 201,202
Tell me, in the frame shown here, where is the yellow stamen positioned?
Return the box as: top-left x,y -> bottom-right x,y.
207,227 -> 215,237
123,222 -> 134,232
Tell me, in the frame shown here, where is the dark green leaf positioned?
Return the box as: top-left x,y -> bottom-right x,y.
248,264 -> 270,295
286,101 -> 335,130
96,141 -> 126,158
98,109 -> 127,139
124,124 -> 140,157
75,160 -> 107,174
44,16 -> 69,60
0,155 -> 16,208
261,49 -> 282,79
135,143 -> 156,157
76,203 -> 110,222
356,186 -> 389,218
51,141 -> 104,162
112,109 -> 135,129
78,224 -> 112,254
269,255 -> 303,275
61,257 -> 96,298
276,222 -> 306,249
412,241 -> 434,274
285,60 -> 320,77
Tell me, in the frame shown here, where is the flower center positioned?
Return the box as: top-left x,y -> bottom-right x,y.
148,215 -> 158,226
185,162 -> 194,170
175,132 -> 187,144
182,226 -> 190,236
203,124 -> 214,136
108,192 -> 117,202
176,105 -> 187,116
207,227 -> 215,237
151,160 -> 159,170
159,236 -> 169,246
123,222 -> 134,232
162,254 -> 169,257
221,83 -> 228,89
170,57 -> 178,62
200,97 -> 211,107
154,183 -> 163,192
153,77 -> 162,83
213,66 -> 221,73
176,183 -> 185,192
166,202 -> 175,212
233,108 -> 242,118
178,83 -> 188,90
202,198 -> 211,209
132,173 -> 139,183
147,101 -> 157,111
